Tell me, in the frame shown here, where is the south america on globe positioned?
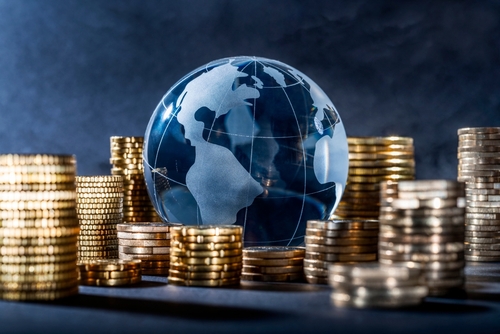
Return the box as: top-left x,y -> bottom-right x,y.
143,56 -> 349,246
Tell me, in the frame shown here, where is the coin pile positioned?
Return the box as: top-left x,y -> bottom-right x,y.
169,225 -> 242,287
457,127 -> 500,262
77,259 -> 141,286
329,262 -> 427,308
333,136 -> 415,220
0,154 -> 79,300
304,219 -> 379,284
110,136 -> 161,223
117,222 -> 175,275
379,180 -> 466,296
241,246 -> 305,282
76,176 -> 123,261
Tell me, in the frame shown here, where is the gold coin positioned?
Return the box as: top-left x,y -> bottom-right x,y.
0,278 -> 78,291
303,266 -> 328,277
168,269 -> 240,280
79,224 -> 117,231
167,276 -> 239,287
0,218 -> 79,229
348,158 -> 415,168
1,252 -> 77,264
242,246 -> 305,259
171,255 -> 242,266
78,239 -> 117,246
171,225 -> 242,237
79,276 -> 141,286
0,200 -> 76,210
118,253 -> 170,261
0,235 -> 77,247
0,154 -> 76,166
171,241 -> 241,251
240,272 -> 303,282
0,209 -> 77,220
242,265 -> 303,274
306,227 -> 379,238
78,269 -> 140,279
0,244 -> 78,256
110,136 -> 144,143
142,268 -> 170,276
0,183 -> 76,191
304,251 -> 377,262
116,222 -> 179,233
307,219 -> 379,231
349,152 -> 414,161
0,226 -> 79,239
171,248 -> 242,258
0,174 -> 75,184
349,167 -> 415,176
169,262 -> 241,273
117,231 -> 169,240
347,137 -> 413,146
79,229 -> 117,236
0,286 -> 78,301
242,257 -> 304,267
348,174 -> 414,183
0,260 -> 77,274
0,269 -> 78,283
0,190 -> 76,201
118,239 -> 170,247
79,259 -> 141,271
171,234 -> 242,244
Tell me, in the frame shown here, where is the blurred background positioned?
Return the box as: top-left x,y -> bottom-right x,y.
0,0 -> 498,179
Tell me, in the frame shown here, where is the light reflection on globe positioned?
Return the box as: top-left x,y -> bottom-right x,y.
143,56 -> 348,246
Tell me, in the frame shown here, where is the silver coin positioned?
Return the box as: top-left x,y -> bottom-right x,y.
379,215 -> 464,227
378,250 -> 464,262
397,189 -> 464,200
379,234 -> 463,244
330,291 -> 426,308
465,255 -> 500,262
397,180 -> 463,192
464,243 -> 500,251
380,224 -> 464,235
378,258 -> 465,270
465,224 -> 500,231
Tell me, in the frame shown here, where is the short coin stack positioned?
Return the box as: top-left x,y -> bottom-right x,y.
0,154 -> 79,300
117,222 -> 175,275
78,259 -> 141,286
76,176 -> 123,261
329,262 -> 427,308
379,180 -> 466,296
304,219 -> 379,284
110,136 -> 161,223
241,246 -> 305,282
334,136 -> 415,220
457,127 -> 500,262
169,225 -> 242,287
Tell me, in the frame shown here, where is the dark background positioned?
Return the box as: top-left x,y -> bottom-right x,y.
0,0 -> 498,179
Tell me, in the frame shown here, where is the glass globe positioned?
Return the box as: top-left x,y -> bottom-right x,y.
143,56 -> 348,246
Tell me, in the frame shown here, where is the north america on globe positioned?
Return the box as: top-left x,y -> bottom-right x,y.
144,56 -> 348,246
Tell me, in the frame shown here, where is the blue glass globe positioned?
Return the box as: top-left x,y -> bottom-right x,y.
144,56 -> 348,246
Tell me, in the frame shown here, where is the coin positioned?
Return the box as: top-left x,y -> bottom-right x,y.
0,286 -> 78,301
304,251 -> 377,262
347,137 -> 413,146
169,262 -> 241,273
305,275 -> 328,284
306,228 -> 379,238
170,255 -> 242,265
307,220 -> 379,230
378,250 -> 464,262
242,257 -> 303,267
171,225 -> 243,237
79,269 -> 140,280
167,276 -> 239,287
118,239 -> 170,247
119,253 -> 170,261
242,265 -> 303,274
242,246 -> 305,259
79,276 -> 141,286
241,272 -> 303,282
117,231 -> 169,240
118,245 -> 170,255
116,222 -> 180,233
169,269 -> 240,280
142,268 -> 170,276
305,235 -> 377,246
306,244 -> 378,254
171,248 -> 241,258
171,241 -> 241,251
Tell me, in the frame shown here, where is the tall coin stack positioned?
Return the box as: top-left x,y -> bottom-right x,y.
304,219 -> 379,284
241,246 -> 305,282
169,225 -> 242,287
0,154 -> 79,300
117,222 -> 174,275
379,180 -> 466,296
333,136 -> 415,220
329,262 -> 428,308
457,127 -> 500,262
110,136 -> 161,223
76,176 -> 123,261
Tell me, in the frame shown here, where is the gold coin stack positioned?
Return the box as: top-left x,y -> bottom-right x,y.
77,259 -> 141,286
329,262 -> 427,308
169,225 -> 242,287
117,222 -> 175,275
0,154 -> 79,300
379,180 -> 466,296
241,246 -> 305,282
110,136 -> 161,223
333,136 -> 415,220
304,219 -> 379,284
457,127 -> 500,262
76,176 -> 123,261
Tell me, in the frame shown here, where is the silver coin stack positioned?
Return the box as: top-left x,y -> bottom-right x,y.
457,127 -> 500,262
379,180 -> 466,296
304,219 -> 379,284
329,262 -> 427,308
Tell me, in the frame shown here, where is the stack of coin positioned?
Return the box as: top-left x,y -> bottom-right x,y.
241,246 -> 305,282
78,259 -> 141,286
329,262 -> 427,308
117,222 -> 175,275
0,154 -> 79,300
379,180 -> 466,296
333,136 -> 415,220
304,219 -> 379,284
76,176 -> 123,261
169,225 -> 242,287
457,127 -> 500,262
110,136 -> 161,223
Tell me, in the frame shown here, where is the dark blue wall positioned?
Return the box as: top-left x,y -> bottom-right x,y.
0,0 -> 498,179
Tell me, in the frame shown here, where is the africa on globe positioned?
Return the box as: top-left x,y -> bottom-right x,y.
143,56 -> 348,246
